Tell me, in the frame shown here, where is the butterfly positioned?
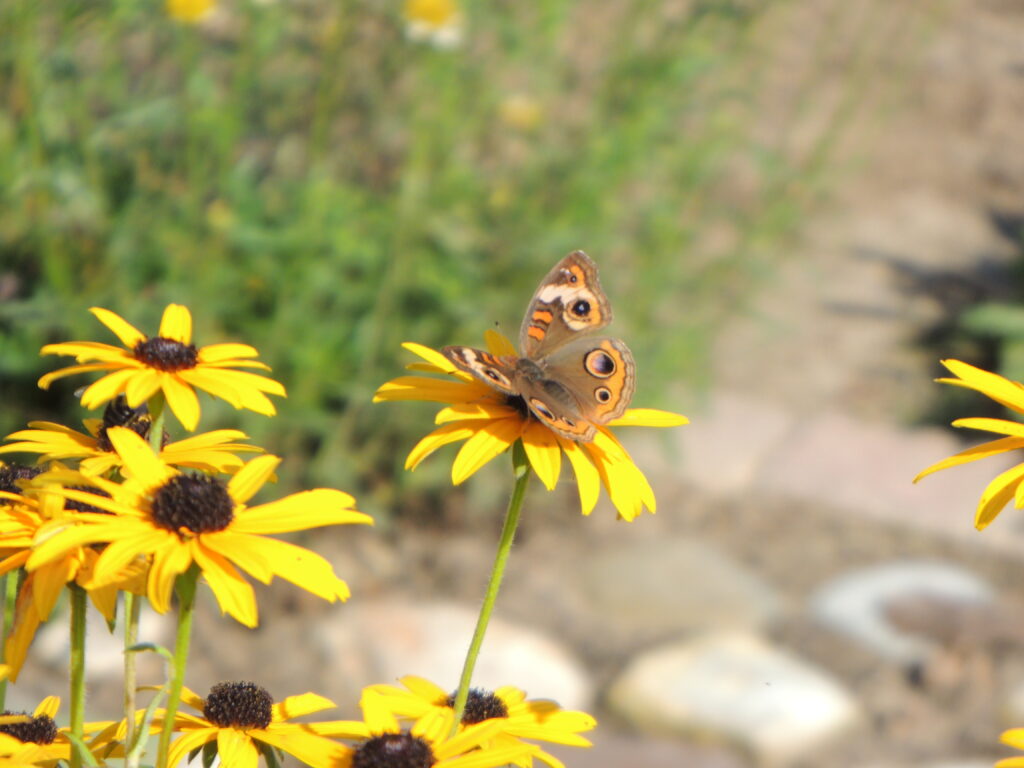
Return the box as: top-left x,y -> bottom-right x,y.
442,251 -> 635,442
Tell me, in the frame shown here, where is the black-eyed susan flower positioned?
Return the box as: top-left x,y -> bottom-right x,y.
143,682 -> 347,768
0,397 -> 261,476
0,696 -> 81,765
914,359 -> 1024,529
38,304 -> 286,431
365,676 -> 595,768
374,333 -> 687,521
26,427 -> 371,627
403,0 -> 463,48
311,689 -> 539,768
0,481 -> 146,679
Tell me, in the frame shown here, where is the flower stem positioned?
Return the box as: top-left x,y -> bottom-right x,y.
156,564 -> 199,768
0,570 -> 19,711
123,592 -> 141,768
449,441 -> 531,734
147,393 -> 166,455
69,583 -> 88,768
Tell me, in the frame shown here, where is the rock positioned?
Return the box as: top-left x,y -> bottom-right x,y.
607,631 -> 860,766
809,560 -> 995,664
576,537 -> 786,646
315,598 -> 593,713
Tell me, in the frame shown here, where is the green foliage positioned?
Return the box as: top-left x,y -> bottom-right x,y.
960,303 -> 1024,384
0,0 -> 838,512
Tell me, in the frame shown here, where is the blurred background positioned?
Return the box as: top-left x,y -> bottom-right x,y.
3,0 -> 1024,766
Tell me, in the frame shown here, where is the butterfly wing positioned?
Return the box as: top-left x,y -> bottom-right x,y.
442,346 -> 519,396
518,337 -> 636,442
518,251 -> 613,359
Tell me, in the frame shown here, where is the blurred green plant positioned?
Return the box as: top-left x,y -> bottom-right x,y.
960,303 -> 1024,384
0,0 -> 879,516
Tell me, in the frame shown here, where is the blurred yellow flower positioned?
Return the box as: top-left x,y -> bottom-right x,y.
365,675 -> 595,768
309,689 -> 539,768
499,95 -> 543,132
166,0 -> 215,22
152,682 -> 347,768
38,304 -> 286,431
404,0 -> 463,48
915,359 -> 1024,529
374,332 -> 687,521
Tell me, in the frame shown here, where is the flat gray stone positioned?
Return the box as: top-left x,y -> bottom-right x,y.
315,598 -> 593,712
809,560 -> 994,664
607,631 -> 860,766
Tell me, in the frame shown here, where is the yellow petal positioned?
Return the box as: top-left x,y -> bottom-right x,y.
1004,728 -> 1024,747
227,455 -> 281,504
436,402 -> 515,423
147,538 -> 195,611
586,431 -> 655,520
402,342 -> 458,372
90,307 -> 146,348
80,369 -> 140,409
272,693 -> 336,722
484,330 -> 516,356
607,408 -> 689,428
452,419 -> 522,485
521,422 -> 561,491
217,728 -> 259,768
38,362 -> 126,391
163,374 -> 202,431
975,462 -> 1024,530
124,369 -> 162,408
913,436 -> 1024,483
405,423 -> 477,471
158,304 -> 192,343
952,417 -> 1024,437
374,377 -> 486,404
198,343 -> 261,362
108,427 -> 178,491
234,491 -> 369,534
192,545 -> 259,626
253,727 -> 347,768
167,729 -> 217,768
360,691 -> 400,735
35,696 -> 60,719
940,359 -> 1024,414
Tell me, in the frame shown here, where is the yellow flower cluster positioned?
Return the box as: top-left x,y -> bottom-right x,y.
0,296 -> 630,767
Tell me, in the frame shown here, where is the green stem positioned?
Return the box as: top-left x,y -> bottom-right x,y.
449,442 -> 531,734
155,565 -> 199,768
123,593 -> 141,768
147,393 -> 166,456
0,570 -> 20,711
69,583 -> 88,768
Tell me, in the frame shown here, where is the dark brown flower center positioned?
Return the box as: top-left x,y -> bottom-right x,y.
445,689 -> 509,724
0,464 -> 42,500
150,474 -> 234,534
0,711 -> 58,744
133,336 -> 198,372
64,486 -> 113,514
353,733 -> 436,768
202,682 -> 273,730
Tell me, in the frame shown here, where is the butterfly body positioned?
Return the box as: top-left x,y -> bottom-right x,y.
442,251 -> 635,442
